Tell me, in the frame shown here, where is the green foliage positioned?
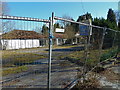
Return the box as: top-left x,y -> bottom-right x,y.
92,9 -> 117,30
100,48 -> 120,62
107,9 -> 117,23
107,8 -> 117,30
92,8 -> 119,49
93,17 -> 117,30
92,18 -> 108,27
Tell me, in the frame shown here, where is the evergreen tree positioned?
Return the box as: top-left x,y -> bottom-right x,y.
107,9 -> 117,30
107,9 -> 116,22
92,17 -> 109,28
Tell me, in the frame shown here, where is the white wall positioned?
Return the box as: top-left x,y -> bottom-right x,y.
1,39 -> 45,50
33,39 -> 40,47
56,38 -> 64,45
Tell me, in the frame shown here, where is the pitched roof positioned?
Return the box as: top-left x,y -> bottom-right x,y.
53,33 -> 68,39
1,30 -> 45,39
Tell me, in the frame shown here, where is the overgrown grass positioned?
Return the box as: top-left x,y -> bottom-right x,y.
59,49 -> 113,68
53,45 -> 82,49
2,51 -> 47,67
2,66 -> 28,76
1,50 -> 47,76
59,51 -> 84,60
100,48 -> 120,62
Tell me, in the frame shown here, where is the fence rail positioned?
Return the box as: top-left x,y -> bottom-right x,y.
0,15 -> 50,23
54,16 -> 120,32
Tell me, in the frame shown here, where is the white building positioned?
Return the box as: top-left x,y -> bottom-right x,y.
53,33 -> 68,45
0,30 -> 47,50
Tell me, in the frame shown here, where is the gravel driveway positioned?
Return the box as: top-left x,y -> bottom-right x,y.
2,46 -> 83,88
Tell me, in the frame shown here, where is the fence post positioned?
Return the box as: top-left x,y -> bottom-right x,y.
99,27 -> 106,62
112,31 -> 116,48
82,20 -> 92,80
48,12 -> 54,90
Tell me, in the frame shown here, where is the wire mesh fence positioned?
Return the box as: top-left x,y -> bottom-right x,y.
1,16 -> 50,88
0,14 -> 120,89
51,15 -> 120,89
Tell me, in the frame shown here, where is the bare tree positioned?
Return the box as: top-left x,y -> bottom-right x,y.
115,10 -> 120,26
61,14 -> 73,28
65,25 -> 75,39
35,26 -> 42,34
0,1 -> 9,15
59,15 -> 77,44
0,1 -> 15,33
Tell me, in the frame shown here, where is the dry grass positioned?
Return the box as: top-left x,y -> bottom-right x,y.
73,72 -> 100,90
1,49 -> 47,76
100,67 -> 120,83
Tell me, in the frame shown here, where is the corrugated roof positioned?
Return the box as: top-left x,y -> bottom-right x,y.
1,30 -> 45,39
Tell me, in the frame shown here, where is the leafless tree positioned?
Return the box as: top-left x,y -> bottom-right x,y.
0,1 -> 9,16
115,10 -> 120,24
35,26 -> 42,34
0,1 -> 16,33
60,14 -> 73,28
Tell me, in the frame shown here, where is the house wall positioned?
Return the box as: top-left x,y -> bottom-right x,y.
71,37 -> 81,45
1,39 -> 46,50
56,38 -> 66,45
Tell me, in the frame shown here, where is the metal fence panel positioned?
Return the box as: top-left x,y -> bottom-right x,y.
1,17 -> 50,88
1,14 -> 120,89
